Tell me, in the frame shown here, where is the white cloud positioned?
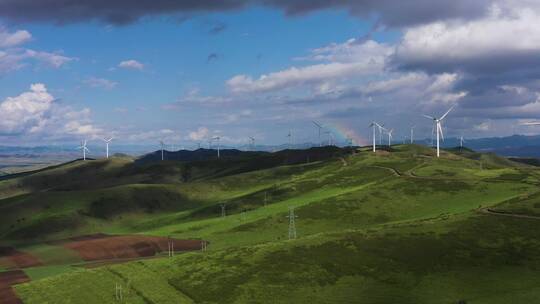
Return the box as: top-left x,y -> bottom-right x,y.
83,77 -> 118,90
474,121 -> 491,131
118,59 -> 144,70
0,49 -> 74,73
227,39 -> 391,94
188,127 -> 209,141
0,27 -> 31,48
0,83 -> 53,134
0,84 -> 102,140
394,4 -> 540,71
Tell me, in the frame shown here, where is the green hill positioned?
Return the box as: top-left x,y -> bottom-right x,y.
2,145 -> 540,303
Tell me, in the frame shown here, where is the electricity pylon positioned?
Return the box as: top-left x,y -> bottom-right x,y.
287,206 -> 298,240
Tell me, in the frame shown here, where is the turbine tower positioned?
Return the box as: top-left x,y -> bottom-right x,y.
77,140 -> 89,161
102,137 -> 113,159
460,135 -> 465,148
213,136 -> 221,158
160,140 -> 165,161
423,105 -> 454,158
387,128 -> 394,146
410,125 -> 415,144
369,122 -> 383,152
312,121 -> 323,147
324,130 -> 333,146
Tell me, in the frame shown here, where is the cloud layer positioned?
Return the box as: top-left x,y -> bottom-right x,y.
0,0 -> 500,27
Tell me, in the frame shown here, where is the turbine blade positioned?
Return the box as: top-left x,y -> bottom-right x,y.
438,123 -> 444,141
423,114 -> 435,120
522,122 -> 540,126
440,105 -> 455,120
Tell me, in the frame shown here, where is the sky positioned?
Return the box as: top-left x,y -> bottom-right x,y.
1,0 -> 540,148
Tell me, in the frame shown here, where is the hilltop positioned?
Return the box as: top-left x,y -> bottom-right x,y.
1,144 -> 540,303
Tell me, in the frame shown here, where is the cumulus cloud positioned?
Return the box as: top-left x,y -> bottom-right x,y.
188,127 -> 209,141
394,5 -> 540,74
228,40 -> 390,94
118,59 -> 144,70
0,27 -> 31,47
0,84 -> 102,140
0,27 -> 74,74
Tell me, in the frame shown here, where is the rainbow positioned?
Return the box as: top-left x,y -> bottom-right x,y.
324,122 -> 369,146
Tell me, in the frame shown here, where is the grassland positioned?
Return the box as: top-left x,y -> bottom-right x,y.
1,145 -> 540,303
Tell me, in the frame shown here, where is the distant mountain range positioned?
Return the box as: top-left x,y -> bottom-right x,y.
2,134 -> 540,159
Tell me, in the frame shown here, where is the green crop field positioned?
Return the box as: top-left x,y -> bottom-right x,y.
2,145 -> 540,303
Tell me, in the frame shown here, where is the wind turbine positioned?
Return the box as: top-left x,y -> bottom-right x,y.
378,124 -> 385,145
386,129 -> 394,146
324,130 -> 333,146
102,137 -> 113,159
423,105 -> 454,158
287,130 -> 292,149
312,121 -> 323,147
459,135 -> 465,149
410,125 -> 416,144
77,140 -> 90,161
369,122 -> 383,152
248,136 -> 255,151
213,136 -> 221,158
160,140 -> 165,161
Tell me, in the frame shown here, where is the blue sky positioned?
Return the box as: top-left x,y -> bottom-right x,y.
1,1 -> 540,148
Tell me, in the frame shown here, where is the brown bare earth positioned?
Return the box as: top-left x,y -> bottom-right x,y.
63,234 -> 203,261
0,247 -> 42,269
0,270 -> 30,304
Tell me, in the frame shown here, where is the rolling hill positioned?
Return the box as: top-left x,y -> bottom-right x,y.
1,145 -> 540,303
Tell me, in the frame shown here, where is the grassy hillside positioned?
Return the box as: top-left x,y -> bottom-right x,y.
2,145 -> 540,303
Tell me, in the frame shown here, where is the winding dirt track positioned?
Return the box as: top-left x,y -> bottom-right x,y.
0,270 -> 30,304
477,208 -> 540,220
62,234 -> 204,261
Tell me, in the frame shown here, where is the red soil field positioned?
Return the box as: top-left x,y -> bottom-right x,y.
63,235 -> 204,261
0,270 -> 30,304
0,247 -> 42,269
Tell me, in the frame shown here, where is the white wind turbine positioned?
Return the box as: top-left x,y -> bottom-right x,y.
312,121 -> 323,147
386,128 -> 394,146
460,135 -> 465,148
369,122 -> 383,152
213,136 -> 221,158
378,123 -> 385,145
160,140 -> 165,161
410,125 -> 416,144
77,140 -> 90,161
423,106 -> 454,158
102,137 -> 113,159
324,130 -> 333,146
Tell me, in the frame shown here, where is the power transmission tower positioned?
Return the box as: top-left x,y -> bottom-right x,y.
201,240 -> 207,252
168,236 -> 174,257
220,203 -> 226,218
286,207 -> 298,240
115,283 -> 123,301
